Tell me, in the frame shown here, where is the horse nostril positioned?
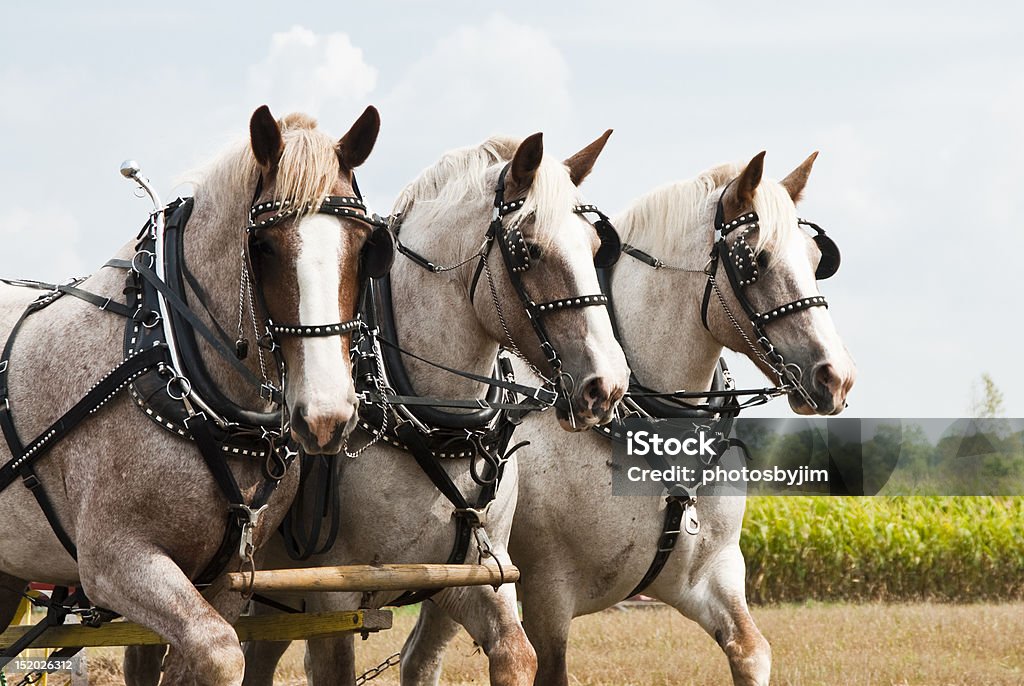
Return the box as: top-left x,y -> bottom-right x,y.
581,376 -> 610,414
814,363 -> 839,394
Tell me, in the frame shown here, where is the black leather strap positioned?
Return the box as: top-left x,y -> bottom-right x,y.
626,498 -> 685,598
279,453 -> 341,561
133,260 -> 280,403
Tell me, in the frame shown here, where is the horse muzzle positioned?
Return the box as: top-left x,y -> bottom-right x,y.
289,399 -> 359,454
789,361 -> 856,416
556,373 -> 626,432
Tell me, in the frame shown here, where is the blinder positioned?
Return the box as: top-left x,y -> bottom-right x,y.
593,218 -> 622,268
800,219 -> 840,280
502,226 -> 532,274
363,224 -> 396,280
728,226 -> 760,287
574,204 -> 622,269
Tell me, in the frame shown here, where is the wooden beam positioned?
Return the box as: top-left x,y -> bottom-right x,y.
0,610 -> 391,649
226,563 -> 520,593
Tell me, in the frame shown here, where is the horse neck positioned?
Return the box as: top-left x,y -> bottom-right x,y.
390,214 -> 498,401
610,239 -> 724,394
181,193 -> 268,408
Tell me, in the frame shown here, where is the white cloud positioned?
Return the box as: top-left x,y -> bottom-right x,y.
380,14 -> 572,167
0,208 -> 86,281
248,26 -> 378,122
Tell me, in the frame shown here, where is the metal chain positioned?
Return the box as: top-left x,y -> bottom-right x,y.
707,274 -> 777,373
344,393 -> 389,459
242,260 -> 268,380
235,248 -> 247,346
481,253 -> 553,388
355,652 -> 401,685
344,330 -> 392,459
426,246 -> 487,273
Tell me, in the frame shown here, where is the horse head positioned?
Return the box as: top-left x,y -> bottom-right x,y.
470,132 -> 630,430
244,105 -> 387,452
706,151 -> 856,414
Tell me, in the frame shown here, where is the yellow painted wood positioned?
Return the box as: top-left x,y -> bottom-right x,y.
0,609 -> 391,649
226,563 -> 520,593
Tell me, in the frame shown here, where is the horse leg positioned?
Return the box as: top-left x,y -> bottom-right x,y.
242,638 -> 292,686
0,573 -> 27,630
657,543 -> 770,686
400,599 -> 462,685
157,585 -> 250,685
123,645 -> 168,686
304,634 -> 356,685
427,578 -> 537,686
518,575 -> 574,686
79,542 -> 246,686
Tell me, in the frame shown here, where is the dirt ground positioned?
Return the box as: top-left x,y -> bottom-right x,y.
50,602 -> 1024,685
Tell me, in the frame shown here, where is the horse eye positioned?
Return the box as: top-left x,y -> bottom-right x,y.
756,251 -> 770,269
528,243 -> 544,260
252,237 -> 276,257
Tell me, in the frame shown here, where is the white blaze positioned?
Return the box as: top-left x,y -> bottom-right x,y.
295,214 -> 350,405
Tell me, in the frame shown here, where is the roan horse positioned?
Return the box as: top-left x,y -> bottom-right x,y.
238,132 -> 631,686
0,105 -> 387,685
401,152 -> 857,685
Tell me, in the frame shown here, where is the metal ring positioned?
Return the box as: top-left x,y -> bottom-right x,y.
166,375 -> 192,401
141,311 -> 162,329
131,250 -> 155,272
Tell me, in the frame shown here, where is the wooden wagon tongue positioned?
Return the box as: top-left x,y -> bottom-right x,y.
225,562 -> 519,593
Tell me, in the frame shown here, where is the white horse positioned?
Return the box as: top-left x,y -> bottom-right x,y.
0,106 -> 382,685
401,152 -> 857,685
236,132 -> 631,686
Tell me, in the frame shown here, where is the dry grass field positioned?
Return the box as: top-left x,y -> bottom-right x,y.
66,602 -> 1024,685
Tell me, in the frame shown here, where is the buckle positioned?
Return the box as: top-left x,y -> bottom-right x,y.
22,472 -> 41,489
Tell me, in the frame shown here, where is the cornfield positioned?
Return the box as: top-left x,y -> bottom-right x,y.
741,496 -> 1024,603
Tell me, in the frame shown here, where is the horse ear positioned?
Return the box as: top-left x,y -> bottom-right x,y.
780,151 -> 819,204
506,132 -> 544,197
337,105 -> 381,170
564,129 -> 612,186
722,151 -> 766,217
250,105 -> 283,171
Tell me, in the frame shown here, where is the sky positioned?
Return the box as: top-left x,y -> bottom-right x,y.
1,1 -> 1022,417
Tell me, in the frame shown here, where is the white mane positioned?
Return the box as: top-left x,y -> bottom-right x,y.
392,136 -> 579,247
184,113 -> 342,224
613,162 -> 799,264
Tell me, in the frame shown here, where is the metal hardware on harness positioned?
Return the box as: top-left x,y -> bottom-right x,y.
232,503 -> 269,560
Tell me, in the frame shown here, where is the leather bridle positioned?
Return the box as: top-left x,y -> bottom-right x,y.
239,177 -> 395,401
621,186 -> 841,410
397,163 -> 614,410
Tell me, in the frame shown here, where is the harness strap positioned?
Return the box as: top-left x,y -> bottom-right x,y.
0,344 -> 166,561
0,345 -> 168,493
625,498 -> 686,599
132,260 -> 282,404
375,336 -> 558,409
279,453 -> 341,561
0,587 -> 75,669
389,421 -> 510,607
0,278 -> 131,317
187,410 -> 297,586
